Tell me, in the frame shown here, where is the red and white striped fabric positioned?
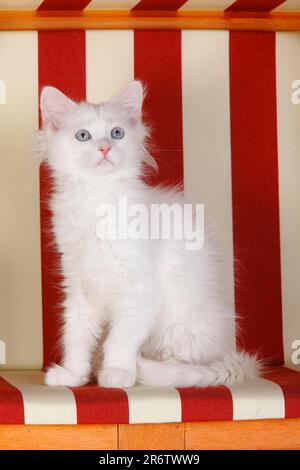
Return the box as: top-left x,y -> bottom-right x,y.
0,1 -> 300,425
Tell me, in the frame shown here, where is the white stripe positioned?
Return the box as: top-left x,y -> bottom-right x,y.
276,32 -> 300,365
125,385 -> 181,424
229,378 -> 285,420
86,30 -> 134,104
274,0 -> 300,11
182,30 -> 235,347
180,0 -> 233,10
0,79 -> 6,104
85,0 -> 139,9
0,371 -> 77,424
0,0 -> 43,8
0,32 -> 43,369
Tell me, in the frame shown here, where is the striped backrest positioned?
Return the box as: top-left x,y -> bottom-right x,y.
0,1 -> 300,371
0,0 -> 300,12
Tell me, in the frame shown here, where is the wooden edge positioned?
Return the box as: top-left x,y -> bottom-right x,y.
185,418 -> 300,450
1,10 -> 300,31
119,423 -> 185,450
0,418 -> 299,450
0,424 -> 118,450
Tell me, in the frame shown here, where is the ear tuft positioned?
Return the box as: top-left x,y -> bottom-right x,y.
112,81 -> 144,122
40,86 -> 77,129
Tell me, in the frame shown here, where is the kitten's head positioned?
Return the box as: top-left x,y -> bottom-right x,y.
40,81 -> 156,181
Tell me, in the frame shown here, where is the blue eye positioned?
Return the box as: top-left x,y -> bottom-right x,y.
75,130 -> 91,142
111,127 -> 125,139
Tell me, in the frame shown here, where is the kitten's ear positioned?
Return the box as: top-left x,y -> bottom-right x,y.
112,81 -> 144,123
40,86 -> 77,129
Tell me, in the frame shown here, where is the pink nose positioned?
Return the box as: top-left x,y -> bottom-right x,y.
98,145 -> 110,158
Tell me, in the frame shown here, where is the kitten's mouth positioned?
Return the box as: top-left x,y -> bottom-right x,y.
95,158 -> 115,167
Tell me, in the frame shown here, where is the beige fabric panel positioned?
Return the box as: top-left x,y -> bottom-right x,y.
0,32 -> 43,369
0,371 -> 77,424
276,33 -> 300,364
125,385 -> 181,424
180,0 -> 233,10
86,30 -> 134,105
229,378 -> 285,420
86,0 -> 139,9
275,0 -> 300,11
182,30 -> 235,345
0,0 -> 43,8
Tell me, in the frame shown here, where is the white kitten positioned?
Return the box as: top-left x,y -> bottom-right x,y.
40,81 -> 260,388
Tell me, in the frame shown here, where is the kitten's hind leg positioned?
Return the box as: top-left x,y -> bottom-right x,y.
45,293 -> 100,387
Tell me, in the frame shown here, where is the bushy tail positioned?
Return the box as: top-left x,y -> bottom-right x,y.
137,351 -> 261,388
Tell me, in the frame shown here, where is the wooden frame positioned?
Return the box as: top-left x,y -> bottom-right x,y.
1,10 -> 300,32
0,419 -> 299,450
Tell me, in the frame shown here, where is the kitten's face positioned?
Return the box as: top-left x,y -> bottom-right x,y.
40,82 -> 148,181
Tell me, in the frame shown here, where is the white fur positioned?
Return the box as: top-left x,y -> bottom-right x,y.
40,81 -> 260,388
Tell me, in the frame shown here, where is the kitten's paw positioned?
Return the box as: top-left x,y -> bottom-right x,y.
98,367 -> 136,388
45,364 -> 89,387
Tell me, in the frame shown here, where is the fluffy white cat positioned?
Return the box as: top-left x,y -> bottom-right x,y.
40,81 -> 260,388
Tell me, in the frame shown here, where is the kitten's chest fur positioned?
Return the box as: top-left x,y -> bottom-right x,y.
51,179 -> 146,306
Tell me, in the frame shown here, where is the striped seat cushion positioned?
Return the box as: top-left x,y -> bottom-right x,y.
0,0 -> 300,425
0,366 -> 300,424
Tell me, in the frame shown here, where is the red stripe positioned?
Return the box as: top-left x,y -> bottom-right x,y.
38,31 -> 86,368
264,367 -> 300,418
133,0 -> 187,10
226,0 -> 286,11
134,31 -> 183,186
71,385 -> 129,424
229,32 -> 283,364
178,386 -> 233,422
0,377 -> 24,424
38,0 -> 91,10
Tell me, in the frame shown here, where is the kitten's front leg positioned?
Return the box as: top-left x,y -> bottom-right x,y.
45,294 -> 100,387
98,295 -> 156,388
